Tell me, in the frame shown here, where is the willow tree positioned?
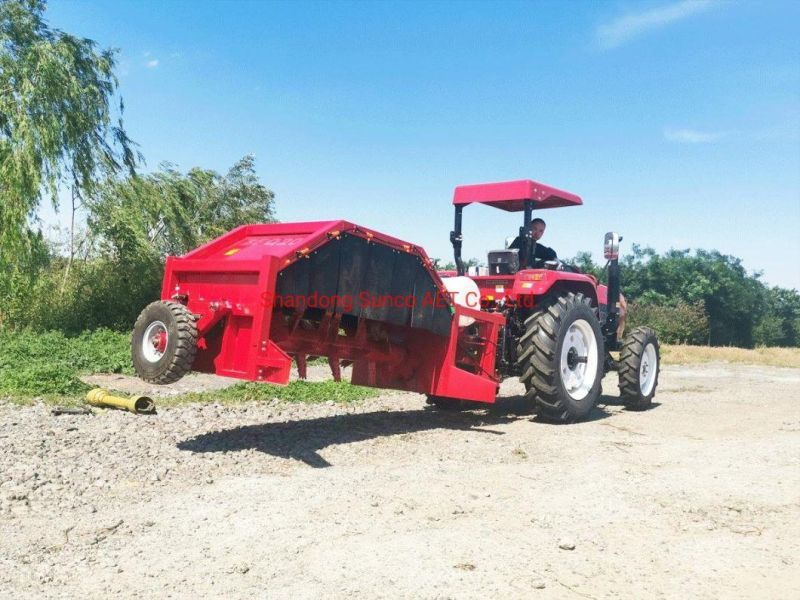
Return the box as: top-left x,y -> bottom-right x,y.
0,0 -> 138,311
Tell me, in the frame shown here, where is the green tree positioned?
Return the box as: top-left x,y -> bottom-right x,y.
431,257 -> 481,271
562,251 -> 604,280
0,0 -> 138,320
431,258 -> 456,271
14,156 -> 276,332
620,246 -> 770,347
754,286 -> 800,346
88,155 -> 275,261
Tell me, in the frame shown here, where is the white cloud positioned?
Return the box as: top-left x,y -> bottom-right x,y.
146,59 -> 159,69
663,127 -> 725,143
597,0 -> 717,50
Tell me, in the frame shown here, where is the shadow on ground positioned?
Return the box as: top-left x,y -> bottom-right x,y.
490,392 -> 623,424
177,388 -> 646,466
178,407 -> 522,467
598,393 -> 662,412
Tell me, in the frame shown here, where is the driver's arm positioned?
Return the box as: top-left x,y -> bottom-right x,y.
541,246 -> 557,261
533,244 -> 557,263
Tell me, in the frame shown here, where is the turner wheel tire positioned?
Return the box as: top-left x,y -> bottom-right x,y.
517,293 -> 604,423
132,300 -> 198,384
618,327 -> 660,410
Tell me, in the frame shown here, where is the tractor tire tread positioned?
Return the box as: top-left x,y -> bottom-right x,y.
516,292 -> 603,423
132,300 -> 198,384
618,326 -> 660,410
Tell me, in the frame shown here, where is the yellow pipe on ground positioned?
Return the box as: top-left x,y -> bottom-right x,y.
85,388 -> 156,414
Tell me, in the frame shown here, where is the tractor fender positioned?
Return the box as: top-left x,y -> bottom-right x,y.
510,271 -> 601,307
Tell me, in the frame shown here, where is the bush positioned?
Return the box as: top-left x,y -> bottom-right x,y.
626,300 -> 710,345
0,329 -> 132,397
753,314 -> 785,347
12,257 -> 162,333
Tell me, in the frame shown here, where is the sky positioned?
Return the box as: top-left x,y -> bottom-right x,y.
41,0 -> 800,289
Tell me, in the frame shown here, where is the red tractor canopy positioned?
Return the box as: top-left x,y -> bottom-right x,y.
452,179 -> 582,212
450,179 -> 583,275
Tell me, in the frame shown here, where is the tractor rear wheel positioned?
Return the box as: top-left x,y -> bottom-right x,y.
618,327 -> 660,410
517,293 -> 604,423
132,300 -> 198,384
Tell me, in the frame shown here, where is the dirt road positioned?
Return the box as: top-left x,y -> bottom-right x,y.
1,363 -> 799,599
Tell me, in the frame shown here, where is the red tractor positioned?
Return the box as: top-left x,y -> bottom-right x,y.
131,179 -> 659,423
436,179 -> 660,421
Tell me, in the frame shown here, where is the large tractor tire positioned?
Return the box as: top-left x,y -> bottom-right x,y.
132,300 -> 198,384
618,326 -> 660,410
517,293 -> 604,423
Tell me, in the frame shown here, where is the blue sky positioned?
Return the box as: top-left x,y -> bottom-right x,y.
42,0 -> 800,288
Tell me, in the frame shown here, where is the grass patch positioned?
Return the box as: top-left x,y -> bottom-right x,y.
661,344 -> 800,368
0,329 -> 132,397
160,379 -> 379,407
0,329 -> 377,406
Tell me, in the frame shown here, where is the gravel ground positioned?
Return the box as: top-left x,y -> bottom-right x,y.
1,363 -> 799,599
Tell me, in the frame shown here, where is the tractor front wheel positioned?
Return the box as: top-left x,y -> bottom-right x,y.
132,300 -> 198,384
517,293 -> 604,423
618,327 -> 660,410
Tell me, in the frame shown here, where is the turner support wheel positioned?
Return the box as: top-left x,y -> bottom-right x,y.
132,300 -> 198,384
618,326 -> 660,410
517,293 -> 604,423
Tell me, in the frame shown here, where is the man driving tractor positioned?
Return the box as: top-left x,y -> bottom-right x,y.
508,217 -> 557,266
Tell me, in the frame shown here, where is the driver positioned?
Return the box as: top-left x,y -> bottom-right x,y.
509,217 -> 557,266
